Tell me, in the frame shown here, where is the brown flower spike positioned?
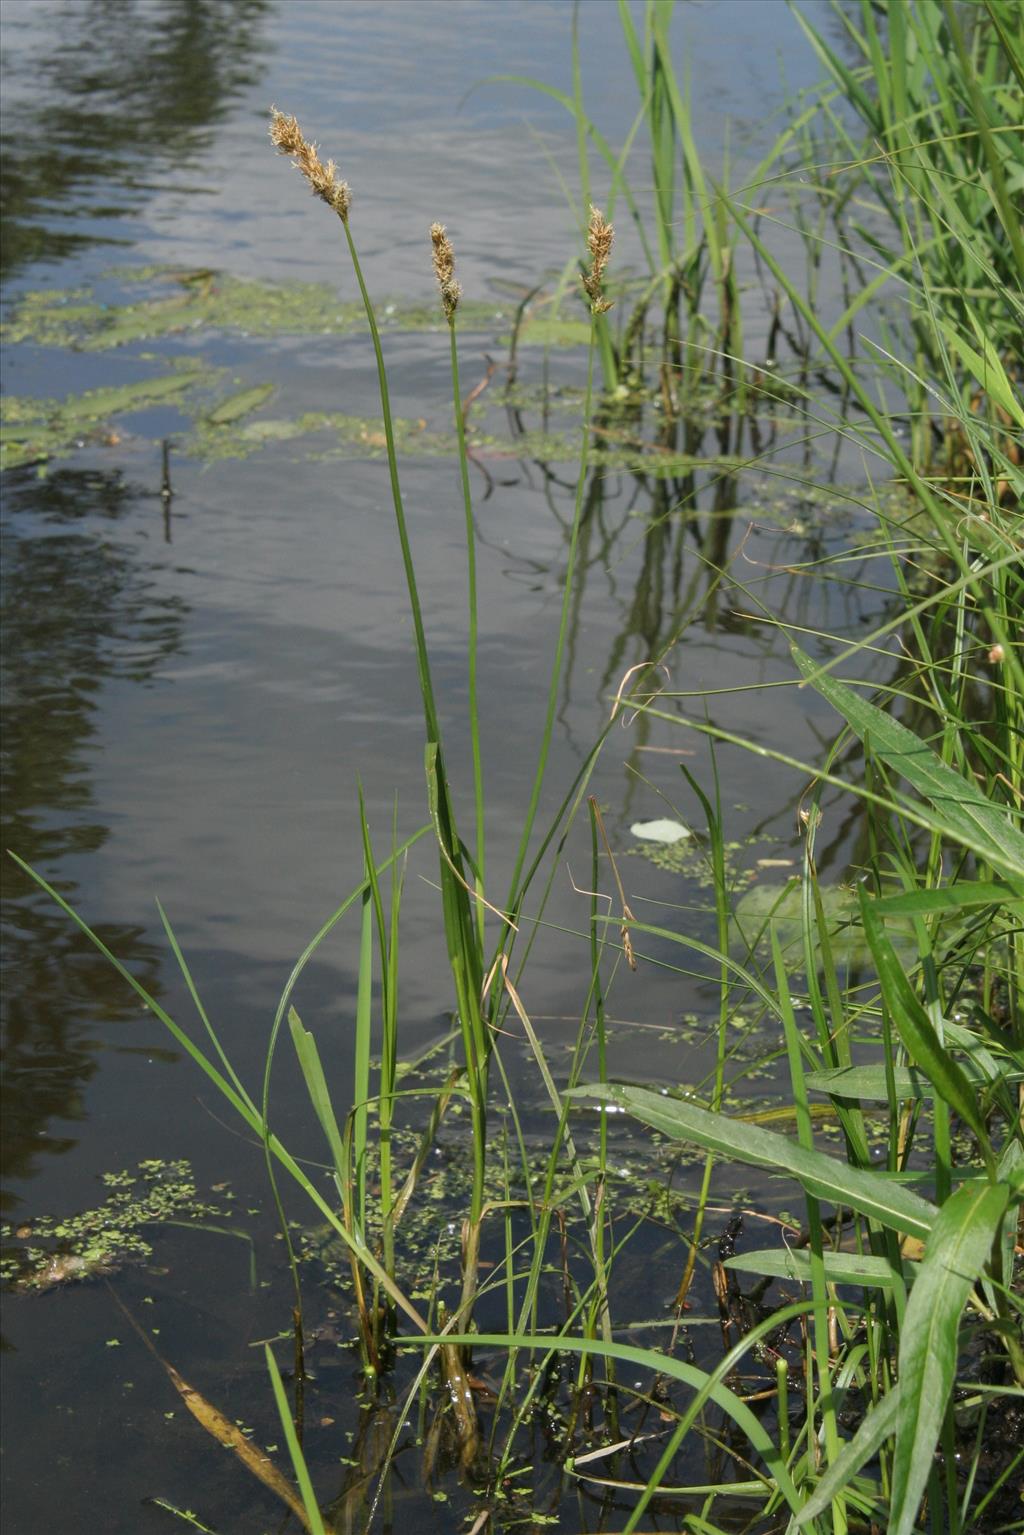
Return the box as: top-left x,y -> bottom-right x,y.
430,222 -> 462,320
269,108 -> 351,222
581,204 -> 614,315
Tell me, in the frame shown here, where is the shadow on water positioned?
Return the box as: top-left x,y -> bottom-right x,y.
0,0 -> 268,280
0,466 -> 187,1208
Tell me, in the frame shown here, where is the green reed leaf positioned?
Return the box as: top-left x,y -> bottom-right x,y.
724,1247 -> 910,1289
795,1386 -> 901,1526
794,648 -> 1024,878
889,1180 -> 1010,1535
805,1062 -> 1024,1102
860,893 -> 999,1177
568,1083 -> 937,1240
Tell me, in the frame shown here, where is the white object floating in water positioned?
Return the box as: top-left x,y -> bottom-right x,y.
630,818 -> 691,844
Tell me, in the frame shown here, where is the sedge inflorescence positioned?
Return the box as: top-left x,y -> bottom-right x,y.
429,223 -> 462,320
269,108 -> 351,222
581,204 -> 614,315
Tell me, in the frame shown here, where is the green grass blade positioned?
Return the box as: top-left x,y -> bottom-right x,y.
860,892 -> 999,1178
932,312 -> 1024,429
873,883 -> 1022,916
156,898 -> 257,1115
288,1007 -> 347,1191
9,851 -> 429,1333
264,1345 -> 327,1535
795,1385 -> 901,1526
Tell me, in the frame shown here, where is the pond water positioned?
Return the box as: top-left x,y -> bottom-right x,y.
1,3 -> 905,1531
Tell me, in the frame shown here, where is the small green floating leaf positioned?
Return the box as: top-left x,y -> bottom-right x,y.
206,383 -> 275,425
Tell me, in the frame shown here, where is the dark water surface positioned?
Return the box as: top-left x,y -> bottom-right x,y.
0,3 -> 893,1531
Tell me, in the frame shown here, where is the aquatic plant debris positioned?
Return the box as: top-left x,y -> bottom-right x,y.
630,818 -> 691,844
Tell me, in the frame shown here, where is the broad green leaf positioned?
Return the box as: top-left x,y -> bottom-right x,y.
860,894 -> 998,1176
724,1247 -> 910,1289
889,1181 -> 1010,1535
568,1083 -> 937,1240
806,1062 -> 1024,1102
873,882 -> 1023,916
793,649 -> 1024,878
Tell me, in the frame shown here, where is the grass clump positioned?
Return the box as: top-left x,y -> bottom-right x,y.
10,3 -> 1024,1531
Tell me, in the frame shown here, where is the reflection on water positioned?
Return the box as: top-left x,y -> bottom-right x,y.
0,467 -> 186,1205
0,0 -> 268,279
0,0 -> 268,1216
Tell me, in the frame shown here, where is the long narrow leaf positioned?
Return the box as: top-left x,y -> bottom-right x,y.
888,1180 -> 1010,1535
723,1248 -> 910,1289
795,1386 -> 901,1526
265,1346 -> 327,1535
806,1062 -> 1024,1101
860,892 -> 999,1177
288,1008 -> 347,1189
793,648 -> 1024,877
568,1083 -> 937,1240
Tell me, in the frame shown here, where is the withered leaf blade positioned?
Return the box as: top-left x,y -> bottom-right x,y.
163,1359 -> 315,1532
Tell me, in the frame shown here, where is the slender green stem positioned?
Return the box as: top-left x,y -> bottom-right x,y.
446,317 -> 485,940
342,219 -> 440,746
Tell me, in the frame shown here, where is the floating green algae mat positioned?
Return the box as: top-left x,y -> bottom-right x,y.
2,265 -> 570,352
1,1159 -> 241,1293
0,365 -> 213,471
2,267 -> 797,475
188,407 -> 458,465
2,365 -> 754,475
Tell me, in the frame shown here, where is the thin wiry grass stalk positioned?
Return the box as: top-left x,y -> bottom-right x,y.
271,116 -> 494,1348
353,846 -> 373,1246
440,273 -> 486,943
773,929 -> 846,1533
